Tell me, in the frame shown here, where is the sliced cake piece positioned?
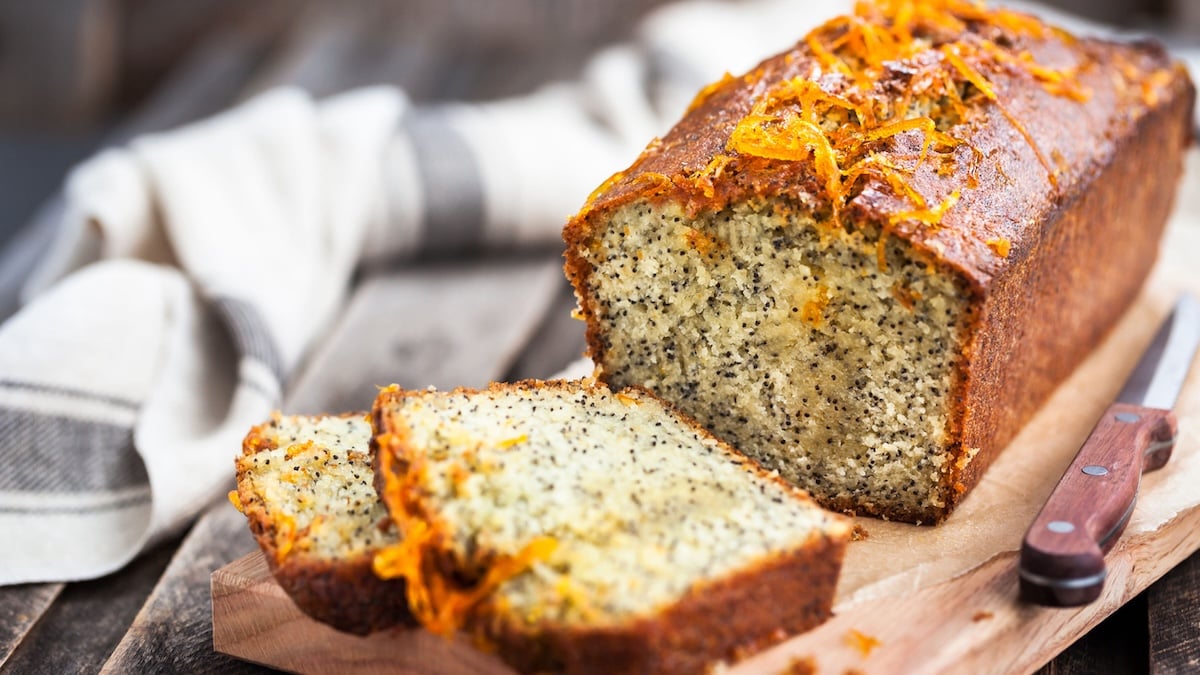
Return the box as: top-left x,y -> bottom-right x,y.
371,380 -> 851,675
233,413 -> 414,635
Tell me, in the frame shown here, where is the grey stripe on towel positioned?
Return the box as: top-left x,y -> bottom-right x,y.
0,489 -> 151,515
405,109 -> 486,254
0,408 -> 148,492
0,378 -> 139,411
210,296 -> 287,384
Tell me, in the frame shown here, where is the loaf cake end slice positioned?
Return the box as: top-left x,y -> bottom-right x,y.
372,381 -> 851,675
233,413 -> 414,635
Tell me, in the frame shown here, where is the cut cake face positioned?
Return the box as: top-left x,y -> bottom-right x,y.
372,381 -> 850,673
234,413 -> 413,634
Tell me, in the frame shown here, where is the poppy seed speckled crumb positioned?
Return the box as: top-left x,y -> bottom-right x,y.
234,413 -> 414,635
581,202 -> 969,521
372,380 -> 851,674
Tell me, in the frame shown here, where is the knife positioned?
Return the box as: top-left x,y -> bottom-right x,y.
1019,294 -> 1200,607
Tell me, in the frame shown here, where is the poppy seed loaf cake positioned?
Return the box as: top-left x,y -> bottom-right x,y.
371,381 -> 850,675
563,0 -> 1195,523
233,413 -> 414,635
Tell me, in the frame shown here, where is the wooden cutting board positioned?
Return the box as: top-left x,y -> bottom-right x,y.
211,268 -> 1200,674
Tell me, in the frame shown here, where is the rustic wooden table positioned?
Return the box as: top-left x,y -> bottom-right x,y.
2,2 -> 1199,672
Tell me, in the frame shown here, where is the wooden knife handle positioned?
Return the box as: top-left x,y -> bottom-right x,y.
1019,402 -> 1177,607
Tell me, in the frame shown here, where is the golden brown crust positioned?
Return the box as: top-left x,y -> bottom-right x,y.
563,8 -> 1195,524
564,30 -> 1188,288
240,509 -> 414,635
371,380 -> 850,673
943,79 -> 1195,515
235,413 -> 416,635
480,532 -> 847,675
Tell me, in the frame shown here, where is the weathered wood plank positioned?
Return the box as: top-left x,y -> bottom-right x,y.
0,0 -> 117,129
1149,550 -> 1200,673
113,0 -> 295,110
1,536 -> 180,674
503,279 -> 587,381
98,502 -> 265,675
287,257 -> 564,415
0,583 -> 62,668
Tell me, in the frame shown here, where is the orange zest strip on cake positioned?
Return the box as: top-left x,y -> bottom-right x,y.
722,0 -> 1088,231
372,431 -> 557,637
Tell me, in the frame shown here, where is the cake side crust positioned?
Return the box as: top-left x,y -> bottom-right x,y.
481,530 -> 847,675
944,75 -> 1195,509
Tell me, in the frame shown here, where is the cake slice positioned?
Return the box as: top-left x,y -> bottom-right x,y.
233,413 -> 414,635
371,380 -> 851,674
563,0 -> 1194,523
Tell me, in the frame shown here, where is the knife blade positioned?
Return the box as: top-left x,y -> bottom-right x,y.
1019,294 -> 1200,607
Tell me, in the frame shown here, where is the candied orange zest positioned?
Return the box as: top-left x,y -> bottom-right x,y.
808,30 -> 855,80
994,101 -> 1058,187
858,117 -> 960,167
800,285 -> 833,328
940,43 -> 997,101
842,155 -> 926,209
686,72 -> 735,114
724,0 -> 1087,236
683,227 -> 721,256
496,434 -> 529,449
689,153 -> 734,199
274,514 -> 297,562
889,189 -> 961,227
284,440 -> 315,459
979,41 -> 1092,102
892,189 -> 964,230
1141,69 -> 1174,107
846,628 -> 883,656
891,280 -> 923,309
615,391 -> 641,406
875,229 -> 890,272
728,112 -> 843,201
372,438 -> 557,637
584,170 -> 626,207
945,43 -> 1067,187
636,172 -> 673,191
